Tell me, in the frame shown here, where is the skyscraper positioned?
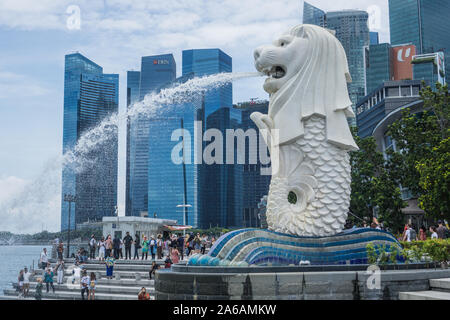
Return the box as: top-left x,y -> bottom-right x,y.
61,53 -> 119,231
125,71 -> 140,217
182,49 -> 234,228
303,1 -> 326,27
233,100 -> 271,228
126,54 -> 176,217
389,0 -> 450,80
302,3 -> 370,120
365,43 -> 393,94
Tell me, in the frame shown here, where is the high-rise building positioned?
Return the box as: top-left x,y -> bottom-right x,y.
303,1 -> 326,27
233,100 -> 271,228
413,52 -> 446,89
370,32 -> 380,45
365,43 -> 393,95
181,49 -> 234,228
125,71 -> 140,217
389,0 -> 450,81
302,3 -> 370,121
126,54 -> 176,217
61,53 -> 119,231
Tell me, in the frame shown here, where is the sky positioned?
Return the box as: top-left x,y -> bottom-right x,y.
0,0 -> 390,234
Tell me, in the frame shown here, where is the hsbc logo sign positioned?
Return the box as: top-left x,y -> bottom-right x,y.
153,59 -> 170,65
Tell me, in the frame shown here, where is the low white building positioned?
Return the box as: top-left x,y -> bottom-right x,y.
101,216 -> 178,241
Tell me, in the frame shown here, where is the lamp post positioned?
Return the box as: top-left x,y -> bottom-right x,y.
63,194 -> 76,258
176,204 -> 192,236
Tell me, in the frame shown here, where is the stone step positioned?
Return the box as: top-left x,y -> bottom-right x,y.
12,282 -> 154,295
0,295 -> 55,300
33,269 -> 158,279
24,275 -> 154,287
399,290 -> 450,300
3,288 -> 152,300
430,278 -> 450,292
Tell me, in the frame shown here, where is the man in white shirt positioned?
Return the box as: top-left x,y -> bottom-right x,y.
22,267 -> 34,297
72,262 -> 82,285
40,248 -> 48,270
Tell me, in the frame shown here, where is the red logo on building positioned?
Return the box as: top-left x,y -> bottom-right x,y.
153,60 -> 158,65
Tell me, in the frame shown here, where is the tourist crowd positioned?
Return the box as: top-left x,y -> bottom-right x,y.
17,231 -> 218,300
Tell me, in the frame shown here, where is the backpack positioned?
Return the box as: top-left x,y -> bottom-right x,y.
409,228 -> 417,241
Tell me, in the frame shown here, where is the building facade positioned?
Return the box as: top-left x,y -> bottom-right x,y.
303,3 -> 370,123
61,53 -> 119,231
389,0 -> 450,81
126,54 -> 176,217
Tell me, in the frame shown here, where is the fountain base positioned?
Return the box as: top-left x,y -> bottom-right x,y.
188,228 -> 401,266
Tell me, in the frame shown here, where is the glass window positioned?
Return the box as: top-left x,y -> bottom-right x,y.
401,86 -> 410,97
412,86 -> 420,96
387,87 -> 399,97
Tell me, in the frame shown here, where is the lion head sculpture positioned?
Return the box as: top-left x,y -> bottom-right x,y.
252,24 -> 358,151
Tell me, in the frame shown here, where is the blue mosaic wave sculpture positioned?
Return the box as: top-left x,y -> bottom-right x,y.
188,228 -> 401,266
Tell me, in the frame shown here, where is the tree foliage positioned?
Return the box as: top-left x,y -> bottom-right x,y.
387,82 -> 449,221
349,128 -> 406,232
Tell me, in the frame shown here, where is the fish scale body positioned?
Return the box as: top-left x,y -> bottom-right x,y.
265,115 -> 351,237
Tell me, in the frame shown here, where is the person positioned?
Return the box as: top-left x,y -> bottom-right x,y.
98,237 -> 105,261
187,234 -> 194,257
119,238 -> 124,259
40,248 -> 48,270
162,237 -> 170,259
177,234 -> 185,261
171,246 -> 180,264
44,267 -> 55,293
437,220 -> 448,239
113,235 -> 121,259
34,278 -> 43,300
149,261 -> 159,280
88,272 -> 97,300
17,269 -> 24,298
22,267 -> 33,297
79,247 -> 88,263
194,233 -> 201,254
430,226 -> 439,239
55,260 -> 65,285
141,236 -> 149,260
57,241 -> 64,261
105,234 -> 112,258
138,287 -> 150,300
200,234 -> 207,254
123,232 -> 133,260
89,235 -> 97,259
402,224 -> 417,242
72,261 -> 82,285
80,270 -> 89,300
164,256 -> 173,269
150,236 -> 157,260
105,251 -> 115,279
419,226 -> 427,241
156,234 -> 163,260
134,234 -> 141,260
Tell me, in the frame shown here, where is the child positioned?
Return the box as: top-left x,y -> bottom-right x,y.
88,272 -> 97,300
34,278 -> 43,300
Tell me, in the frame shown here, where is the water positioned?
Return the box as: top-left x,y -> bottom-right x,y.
0,245 -> 43,294
0,72 -> 261,233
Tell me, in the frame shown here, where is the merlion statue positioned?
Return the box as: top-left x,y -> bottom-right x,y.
188,24 -> 401,267
250,24 -> 359,237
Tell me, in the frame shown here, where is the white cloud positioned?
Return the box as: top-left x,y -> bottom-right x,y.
0,71 -> 53,98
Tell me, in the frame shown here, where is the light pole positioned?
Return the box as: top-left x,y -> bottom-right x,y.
64,194 -> 76,258
176,204 -> 192,236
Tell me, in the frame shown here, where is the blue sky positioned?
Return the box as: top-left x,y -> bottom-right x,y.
0,0 -> 390,233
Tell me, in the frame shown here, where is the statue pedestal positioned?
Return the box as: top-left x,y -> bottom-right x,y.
188,228 -> 401,266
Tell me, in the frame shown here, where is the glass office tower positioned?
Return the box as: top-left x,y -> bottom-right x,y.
365,43 -> 393,94
389,0 -> 450,81
303,1 -> 326,27
61,53 -> 119,231
303,4 -> 370,124
126,54 -> 176,217
125,71 -> 140,217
